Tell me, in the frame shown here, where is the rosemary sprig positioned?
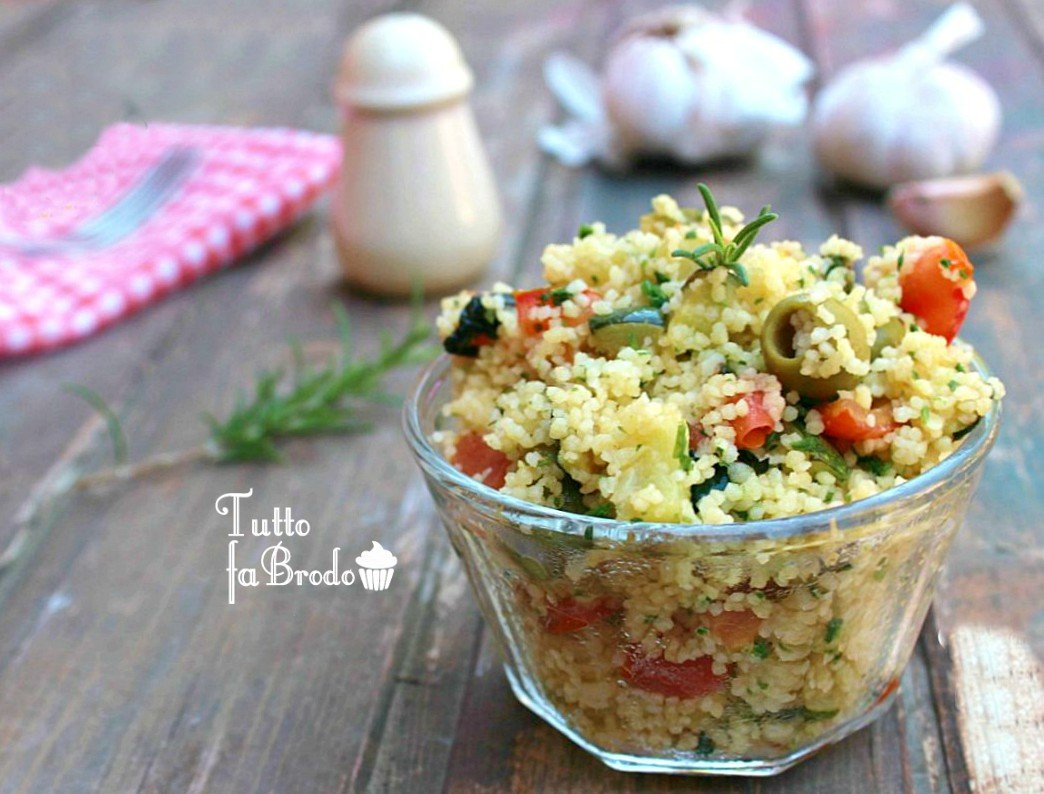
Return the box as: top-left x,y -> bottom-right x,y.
206,303 -> 433,462
70,298 -> 437,488
672,183 -> 778,288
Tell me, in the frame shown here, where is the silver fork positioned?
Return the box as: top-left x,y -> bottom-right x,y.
0,146 -> 201,257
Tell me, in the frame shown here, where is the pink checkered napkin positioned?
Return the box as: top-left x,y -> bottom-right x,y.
0,123 -> 342,357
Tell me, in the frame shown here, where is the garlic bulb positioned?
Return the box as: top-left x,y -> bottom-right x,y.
888,172 -> 1022,249
812,3 -> 1001,190
538,4 -> 813,168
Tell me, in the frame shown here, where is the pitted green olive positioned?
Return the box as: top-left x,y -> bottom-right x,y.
761,295 -> 870,400
871,317 -> 907,359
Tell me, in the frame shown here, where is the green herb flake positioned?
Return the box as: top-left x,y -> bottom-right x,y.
695,732 -> 715,756
548,287 -> 573,306
920,406 -> 931,424
696,626 -> 710,636
577,224 -> 594,239
674,423 -> 693,472
825,618 -> 843,644
948,379 -> 959,392
641,279 -> 669,309
956,363 -> 966,373
857,455 -> 892,477
752,637 -> 772,659
790,429 -> 850,483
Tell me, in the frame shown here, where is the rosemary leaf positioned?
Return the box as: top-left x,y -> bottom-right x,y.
65,384 -> 128,464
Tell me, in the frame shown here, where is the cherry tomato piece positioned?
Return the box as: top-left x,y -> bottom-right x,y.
452,432 -> 511,489
514,288 -> 598,337
819,399 -> 896,441
730,392 -> 776,450
899,239 -> 975,343
543,596 -> 622,634
706,609 -> 763,652
621,648 -> 729,699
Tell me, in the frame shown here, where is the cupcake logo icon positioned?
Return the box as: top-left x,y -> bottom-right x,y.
355,541 -> 397,591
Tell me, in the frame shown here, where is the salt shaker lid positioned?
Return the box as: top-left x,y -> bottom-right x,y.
336,13 -> 474,111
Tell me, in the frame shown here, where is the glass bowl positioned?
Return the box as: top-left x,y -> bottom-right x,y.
402,355 -> 1000,776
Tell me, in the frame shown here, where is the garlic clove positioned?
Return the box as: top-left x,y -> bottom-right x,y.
887,172 -> 1022,249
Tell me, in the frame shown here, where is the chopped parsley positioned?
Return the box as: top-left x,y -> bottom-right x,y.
790,429 -> 850,483
696,626 -> 709,635
695,731 -> 715,755
920,406 -> 931,424
956,363 -> 966,373
587,503 -> 615,519
857,455 -> 892,477
577,223 -> 594,239
752,637 -> 772,659
825,617 -> 843,644
948,379 -> 959,392
641,279 -> 669,309
545,287 -> 573,306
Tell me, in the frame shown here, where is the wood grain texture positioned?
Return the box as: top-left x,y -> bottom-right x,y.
0,0 -> 1038,792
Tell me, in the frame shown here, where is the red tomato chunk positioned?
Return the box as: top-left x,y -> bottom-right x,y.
621,648 -> 728,699
543,596 -> 621,634
899,238 -> 975,343
818,398 -> 896,441
514,288 -> 598,337
452,432 -> 511,489
730,391 -> 775,450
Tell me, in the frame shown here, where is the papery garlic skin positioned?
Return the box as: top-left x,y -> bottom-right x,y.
812,3 -> 1001,190
814,61 -> 1000,189
888,172 -> 1022,249
539,4 -> 813,168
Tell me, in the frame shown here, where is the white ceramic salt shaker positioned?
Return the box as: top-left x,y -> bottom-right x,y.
332,13 -> 502,296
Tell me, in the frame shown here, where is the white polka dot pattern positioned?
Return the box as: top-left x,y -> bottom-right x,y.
0,123 -> 342,357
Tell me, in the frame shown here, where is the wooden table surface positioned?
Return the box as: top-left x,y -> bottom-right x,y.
0,0 -> 1041,792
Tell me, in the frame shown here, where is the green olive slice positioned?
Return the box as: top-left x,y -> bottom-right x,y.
871,317 -> 907,359
761,295 -> 870,400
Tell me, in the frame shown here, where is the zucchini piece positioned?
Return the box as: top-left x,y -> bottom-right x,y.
588,308 -> 665,355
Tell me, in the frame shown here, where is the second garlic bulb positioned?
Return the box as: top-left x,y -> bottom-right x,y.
812,3 -> 1001,190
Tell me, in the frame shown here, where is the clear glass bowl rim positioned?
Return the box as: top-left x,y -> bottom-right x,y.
403,353 -> 1000,543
